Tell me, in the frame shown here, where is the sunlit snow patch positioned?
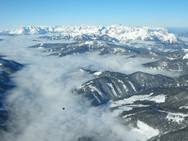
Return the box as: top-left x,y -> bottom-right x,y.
131,120 -> 159,141
179,106 -> 188,109
93,71 -> 102,76
166,112 -> 188,123
111,93 -> 166,108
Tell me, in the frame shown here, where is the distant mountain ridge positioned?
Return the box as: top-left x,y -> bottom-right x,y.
0,25 -> 177,43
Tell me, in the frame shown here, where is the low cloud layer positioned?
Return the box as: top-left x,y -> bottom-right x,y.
0,36 -> 165,141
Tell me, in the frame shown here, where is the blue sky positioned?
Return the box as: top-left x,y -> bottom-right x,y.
0,0 -> 188,29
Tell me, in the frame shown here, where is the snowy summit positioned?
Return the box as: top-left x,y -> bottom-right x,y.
0,25 -> 177,43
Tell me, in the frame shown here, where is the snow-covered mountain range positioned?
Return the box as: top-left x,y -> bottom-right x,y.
0,25 -> 177,43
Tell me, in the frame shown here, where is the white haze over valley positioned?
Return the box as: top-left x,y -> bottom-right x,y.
0,35 -> 177,141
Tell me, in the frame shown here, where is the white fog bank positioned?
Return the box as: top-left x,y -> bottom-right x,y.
0,36 -> 161,141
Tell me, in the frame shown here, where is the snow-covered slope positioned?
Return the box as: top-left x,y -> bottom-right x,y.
0,25 -> 177,43
183,53 -> 188,59
9,26 -> 53,34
